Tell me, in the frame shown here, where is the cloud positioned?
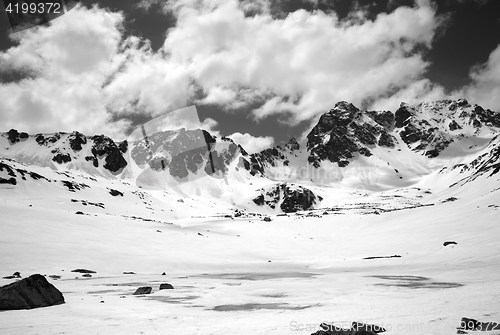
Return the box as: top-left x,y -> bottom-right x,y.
369,79 -> 450,111
0,5 -> 194,138
1,0 -> 468,141
460,44 -> 500,111
162,0 -> 446,123
228,132 -> 274,153
370,43 -> 500,112
0,5 -> 128,137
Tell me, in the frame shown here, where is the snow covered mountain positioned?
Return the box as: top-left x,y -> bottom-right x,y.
1,100 -> 500,335
1,99 -> 500,211
251,99 -> 500,191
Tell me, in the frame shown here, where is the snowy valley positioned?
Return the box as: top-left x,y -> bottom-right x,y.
1,100 -> 500,335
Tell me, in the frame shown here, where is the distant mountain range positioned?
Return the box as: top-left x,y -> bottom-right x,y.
1,99 -> 500,213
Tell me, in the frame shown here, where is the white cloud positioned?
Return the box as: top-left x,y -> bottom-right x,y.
162,0 -> 445,123
461,44 -> 500,111
0,5 -> 129,138
367,44 -> 500,113
6,0 -> 486,142
369,79 -> 450,111
0,5 -> 194,139
228,132 -> 274,153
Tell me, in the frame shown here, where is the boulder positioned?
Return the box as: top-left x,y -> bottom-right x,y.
133,287 -> 152,295
108,188 -> 123,197
459,317 -> 481,331
159,283 -> 174,290
443,241 -> 457,247
2,272 -> 21,279
71,269 -> 96,274
311,322 -> 384,335
0,274 -> 65,310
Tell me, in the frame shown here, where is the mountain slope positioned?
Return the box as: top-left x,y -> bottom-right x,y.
1,99 -> 500,211
251,99 -> 500,191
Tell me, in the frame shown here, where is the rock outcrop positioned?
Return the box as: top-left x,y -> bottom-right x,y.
306,101 -> 396,168
253,183 -> 322,212
0,274 -> 65,310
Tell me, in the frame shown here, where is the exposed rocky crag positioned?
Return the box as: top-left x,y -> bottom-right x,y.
254,99 -> 500,170
306,101 -> 396,168
253,183 -> 322,212
1,99 -> 499,192
1,128 -> 264,181
251,137 -> 301,168
3,130 -> 128,174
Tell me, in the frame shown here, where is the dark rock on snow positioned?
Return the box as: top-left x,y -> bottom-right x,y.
7,129 -> 29,144
108,188 -> 124,197
89,135 -> 128,173
253,183 -> 322,213
133,287 -> 152,295
458,317 -> 500,331
0,274 -> 65,310
2,272 -> 21,279
312,321 -> 385,335
62,180 -> 90,192
52,152 -> 72,164
0,177 -> 16,185
159,283 -> 174,290
363,255 -> 401,260
68,131 -> 87,151
71,269 -> 96,274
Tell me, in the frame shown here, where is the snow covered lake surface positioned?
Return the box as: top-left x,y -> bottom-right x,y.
1,178 -> 499,335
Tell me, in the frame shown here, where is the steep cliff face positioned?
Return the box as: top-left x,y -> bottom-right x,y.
306,101 -> 397,168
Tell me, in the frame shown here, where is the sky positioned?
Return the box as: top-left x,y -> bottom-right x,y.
0,0 -> 499,153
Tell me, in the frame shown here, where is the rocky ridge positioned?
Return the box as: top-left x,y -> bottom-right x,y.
1,99 -> 500,205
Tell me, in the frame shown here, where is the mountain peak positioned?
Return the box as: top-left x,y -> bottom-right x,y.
285,137 -> 300,151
